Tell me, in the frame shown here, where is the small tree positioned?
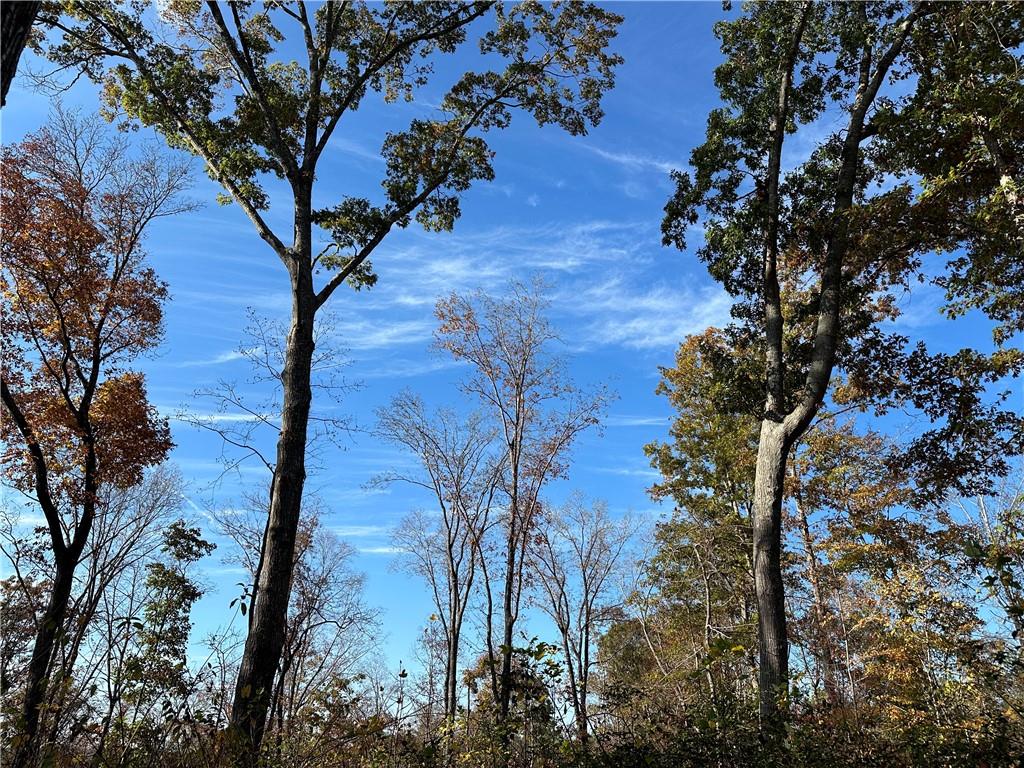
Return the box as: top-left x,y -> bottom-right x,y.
378,392 -> 502,737
1,110 -> 190,768
435,281 -> 610,732
106,522 -> 215,763
528,495 -> 632,747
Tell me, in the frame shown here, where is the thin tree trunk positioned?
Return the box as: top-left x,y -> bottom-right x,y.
229,251 -> 316,765
559,630 -> 583,743
579,615 -> 591,748
446,622 -> 460,759
692,543 -> 721,718
1,0 -> 40,106
12,555 -> 75,768
499,522 -> 516,724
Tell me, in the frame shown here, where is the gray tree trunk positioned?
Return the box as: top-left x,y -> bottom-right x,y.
751,420 -> 790,727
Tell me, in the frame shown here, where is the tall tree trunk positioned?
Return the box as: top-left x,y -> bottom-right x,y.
750,2 -> 811,727
12,555 -> 76,768
229,254 -> 316,765
0,0 -> 40,106
747,2 -> 924,732
446,622 -> 460,760
751,420 -> 790,727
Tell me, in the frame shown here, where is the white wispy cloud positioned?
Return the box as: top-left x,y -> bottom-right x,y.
311,220 -> 656,359
390,219 -> 648,281
620,180 -> 648,199
4,513 -> 47,528
175,288 -> 292,313
886,281 -> 946,331
605,414 -> 670,428
578,144 -> 683,175
161,408 -> 275,425
358,546 -> 405,555
327,136 -> 384,165
208,565 -> 251,575
568,278 -> 733,350
358,357 -> 461,380
336,318 -> 435,351
177,348 -> 251,367
590,465 -> 661,479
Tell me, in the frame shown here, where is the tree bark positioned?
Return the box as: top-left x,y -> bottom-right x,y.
11,555 -> 75,768
1,1 -> 40,106
228,251 -> 316,765
498,519 -> 517,724
751,420 -> 790,728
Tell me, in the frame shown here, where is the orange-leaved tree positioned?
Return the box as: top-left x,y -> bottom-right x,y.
0,109 -> 190,768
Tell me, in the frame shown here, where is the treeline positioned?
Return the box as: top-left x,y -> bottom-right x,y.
2,2 -> 1023,768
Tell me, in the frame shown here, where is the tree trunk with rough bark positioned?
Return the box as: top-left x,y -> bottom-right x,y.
229,246 -> 316,765
1,0 -> 40,106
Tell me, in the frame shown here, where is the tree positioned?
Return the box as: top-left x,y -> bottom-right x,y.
642,330 -> 761,723
610,324 -> 1023,762
662,1 -> 1024,727
1,110 -> 189,768
213,498 -> 379,768
528,495 -> 632,747
378,392 -> 502,738
40,5 -> 623,758
104,522 -> 215,765
0,466 -> 189,761
0,1 -> 40,105
435,281 -> 610,733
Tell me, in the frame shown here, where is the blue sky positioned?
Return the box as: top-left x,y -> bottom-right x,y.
2,3 -> 1011,669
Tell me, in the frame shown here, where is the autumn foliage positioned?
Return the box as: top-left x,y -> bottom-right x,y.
1,119 -> 176,501
1,111 -> 188,768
